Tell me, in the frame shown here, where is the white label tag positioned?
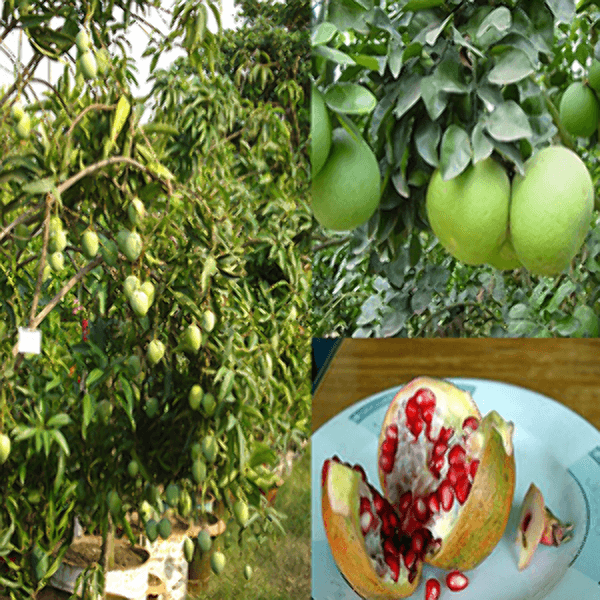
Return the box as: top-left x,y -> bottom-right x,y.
18,327 -> 41,354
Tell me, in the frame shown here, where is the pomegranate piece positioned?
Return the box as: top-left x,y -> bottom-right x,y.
425,578 -> 441,600
446,570 -> 468,591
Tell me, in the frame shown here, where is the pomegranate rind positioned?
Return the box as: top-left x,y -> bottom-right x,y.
515,483 -> 546,571
425,410 -> 516,570
377,376 -> 481,500
321,461 -> 420,600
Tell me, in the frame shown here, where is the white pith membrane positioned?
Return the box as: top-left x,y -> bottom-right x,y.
378,386 -> 485,560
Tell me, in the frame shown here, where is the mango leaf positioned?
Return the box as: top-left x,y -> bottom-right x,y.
325,83 -> 377,115
486,100 -> 533,141
22,177 -> 56,195
439,125 -> 471,181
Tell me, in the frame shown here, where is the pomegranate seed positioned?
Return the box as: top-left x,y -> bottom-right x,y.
404,549 -> 416,569
403,514 -> 421,536
430,456 -> 445,477
405,397 -> 419,422
433,442 -> 447,458
398,491 -> 412,515
454,475 -> 471,504
462,416 -> 479,432
427,493 -> 440,514
381,513 -> 395,538
360,511 -> 373,535
388,510 -> 400,530
381,438 -> 397,457
386,424 -> 399,441
415,389 -> 436,423
425,578 -> 441,600
379,453 -> 394,474
448,444 -> 466,465
360,497 -> 371,515
321,460 -> 330,486
447,464 -> 465,487
411,530 -> 425,554
385,553 -> 400,582
384,538 -> 400,557
446,570 -> 469,591
522,513 -> 532,533
373,492 -> 385,515
469,459 -> 479,479
438,427 -> 454,444
409,417 -> 423,439
438,480 -> 454,511
353,464 -> 367,482
413,498 -> 428,522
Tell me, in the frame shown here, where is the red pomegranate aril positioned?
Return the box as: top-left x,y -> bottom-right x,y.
438,426 -> 454,444
447,444 -> 466,465
438,480 -> 454,511
381,514 -> 395,538
386,424 -> 399,441
455,475 -> 472,505
360,496 -> 371,515
379,453 -> 394,474
430,456 -> 445,478
398,491 -> 412,515
427,492 -> 440,514
405,397 -> 419,422
413,498 -> 429,522
415,388 -> 436,423
425,578 -> 441,600
469,459 -> 480,479
360,510 -> 373,535
462,416 -> 479,432
384,553 -> 400,582
373,492 -> 385,515
403,549 -> 417,570
447,464 -> 466,487
381,438 -> 397,457
446,570 -> 469,591
411,530 -> 425,554
409,417 -> 423,439
383,538 -> 399,557
433,441 -> 447,458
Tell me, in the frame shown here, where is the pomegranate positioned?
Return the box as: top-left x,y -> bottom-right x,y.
425,578 -> 441,599
378,377 -> 515,571
515,482 -> 574,571
321,458 -> 421,599
446,570 -> 468,591
321,377 -> 516,598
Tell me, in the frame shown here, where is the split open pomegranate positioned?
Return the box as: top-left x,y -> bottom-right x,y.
321,377 -> 516,599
